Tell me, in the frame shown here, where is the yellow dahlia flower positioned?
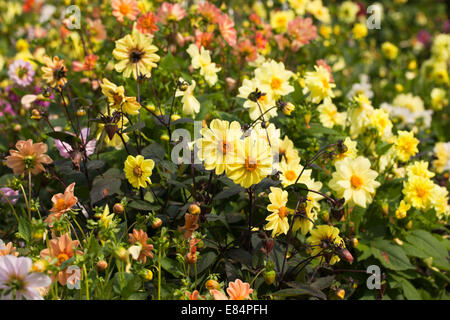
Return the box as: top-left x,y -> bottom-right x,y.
432,142 -> 450,173
402,175 -> 435,210
227,135 -> 273,188
265,187 -> 290,237
334,137 -> 357,162
307,225 -> 345,265
100,78 -> 141,115
254,60 -> 294,98
317,98 -> 346,128
303,65 -> 335,104
329,156 -> 381,208
187,44 -> 221,86
196,119 -> 243,175
113,30 -> 160,79
124,155 -> 155,189
405,161 -> 435,179
393,130 -> 419,162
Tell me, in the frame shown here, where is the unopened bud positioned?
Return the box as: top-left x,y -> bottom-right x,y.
304,113 -> 311,129
76,108 -> 86,117
143,269 -> 153,281
14,124 -> 22,132
171,114 -> 181,121
351,238 -> 359,248
151,217 -> 162,229
160,134 -> 170,141
336,288 -> 345,300
263,270 -> 276,285
31,109 -> 41,120
113,203 -> 124,214
188,203 -> 201,215
115,247 -> 129,262
205,279 -> 221,290
337,247 -> 354,264
282,102 -> 295,116
96,260 -> 108,271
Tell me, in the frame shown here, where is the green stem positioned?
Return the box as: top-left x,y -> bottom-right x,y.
84,264 -> 90,300
158,248 -> 162,300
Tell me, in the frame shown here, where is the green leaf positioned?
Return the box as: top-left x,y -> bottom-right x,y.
273,284 -> 327,300
404,230 -> 450,270
128,200 -> 160,211
16,215 -> 31,242
122,121 -> 145,133
141,143 -> 165,161
214,185 -> 244,200
371,239 -> 414,271
195,251 -> 217,274
161,257 -> 184,277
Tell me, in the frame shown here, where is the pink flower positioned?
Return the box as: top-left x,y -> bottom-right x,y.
287,17 -> 317,51
255,31 -> 268,50
0,255 -> 51,300
8,60 -> 35,87
236,38 -> 257,62
157,2 -> 186,25
111,0 -> 140,23
72,54 -> 98,72
218,14 -> 237,46
197,1 -> 222,23
55,128 -> 96,159
0,188 -> 19,205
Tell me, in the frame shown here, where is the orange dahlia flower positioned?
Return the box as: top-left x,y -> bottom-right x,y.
5,139 -> 53,175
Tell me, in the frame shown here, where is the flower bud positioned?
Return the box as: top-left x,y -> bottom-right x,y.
263,270 -> 276,285
160,134 -> 170,141
115,247 -> 129,262
336,288 -> 345,300
151,217 -> 162,229
96,260 -> 108,271
31,109 -> 41,120
76,108 -> 86,117
113,203 -> 124,214
336,247 -> 354,264
185,252 -> 198,264
171,114 -> 181,121
13,124 -> 22,132
143,269 -> 153,281
351,238 -> 359,248
32,259 -> 48,273
282,102 -> 295,116
205,279 -> 221,290
188,203 -> 201,215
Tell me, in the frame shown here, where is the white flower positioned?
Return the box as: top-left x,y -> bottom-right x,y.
347,74 -> 373,100
0,255 -> 51,300
175,78 -> 201,116
187,44 -> 221,86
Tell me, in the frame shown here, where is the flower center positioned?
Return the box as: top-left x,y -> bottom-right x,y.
23,155 -> 35,169
416,186 -> 427,198
53,67 -> 66,80
245,158 -> 258,172
350,175 -> 363,189
16,66 -> 28,79
133,166 -> 143,177
119,3 -> 131,15
129,49 -> 144,63
285,170 -> 297,181
54,198 -> 67,211
278,206 -> 288,218
112,92 -> 123,106
218,139 -> 229,155
57,253 -> 70,266
271,77 -> 282,90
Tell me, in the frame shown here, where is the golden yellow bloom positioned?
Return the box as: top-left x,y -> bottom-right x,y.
265,187 -> 290,237
113,30 -> 160,79
403,175 -> 435,210
352,23 -> 368,39
196,119 -> 243,175
395,200 -> 410,219
329,156 -> 381,208
432,185 -> 450,219
303,65 -> 335,104
227,135 -> 273,188
124,155 -> 155,189
278,159 -> 310,188
381,42 -> 399,60
100,78 -> 141,115
270,10 -> 294,33
293,177 -> 323,235
405,161 -> 435,179
393,131 -> 419,162
307,225 -> 345,265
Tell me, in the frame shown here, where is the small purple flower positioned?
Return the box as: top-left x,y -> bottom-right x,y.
443,20 -> 450,33
0,188 -> 19,205
0,99 -> 15,116
417,30 -> 431,46
55,128 -> 97,158
7,60 -> 35,87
